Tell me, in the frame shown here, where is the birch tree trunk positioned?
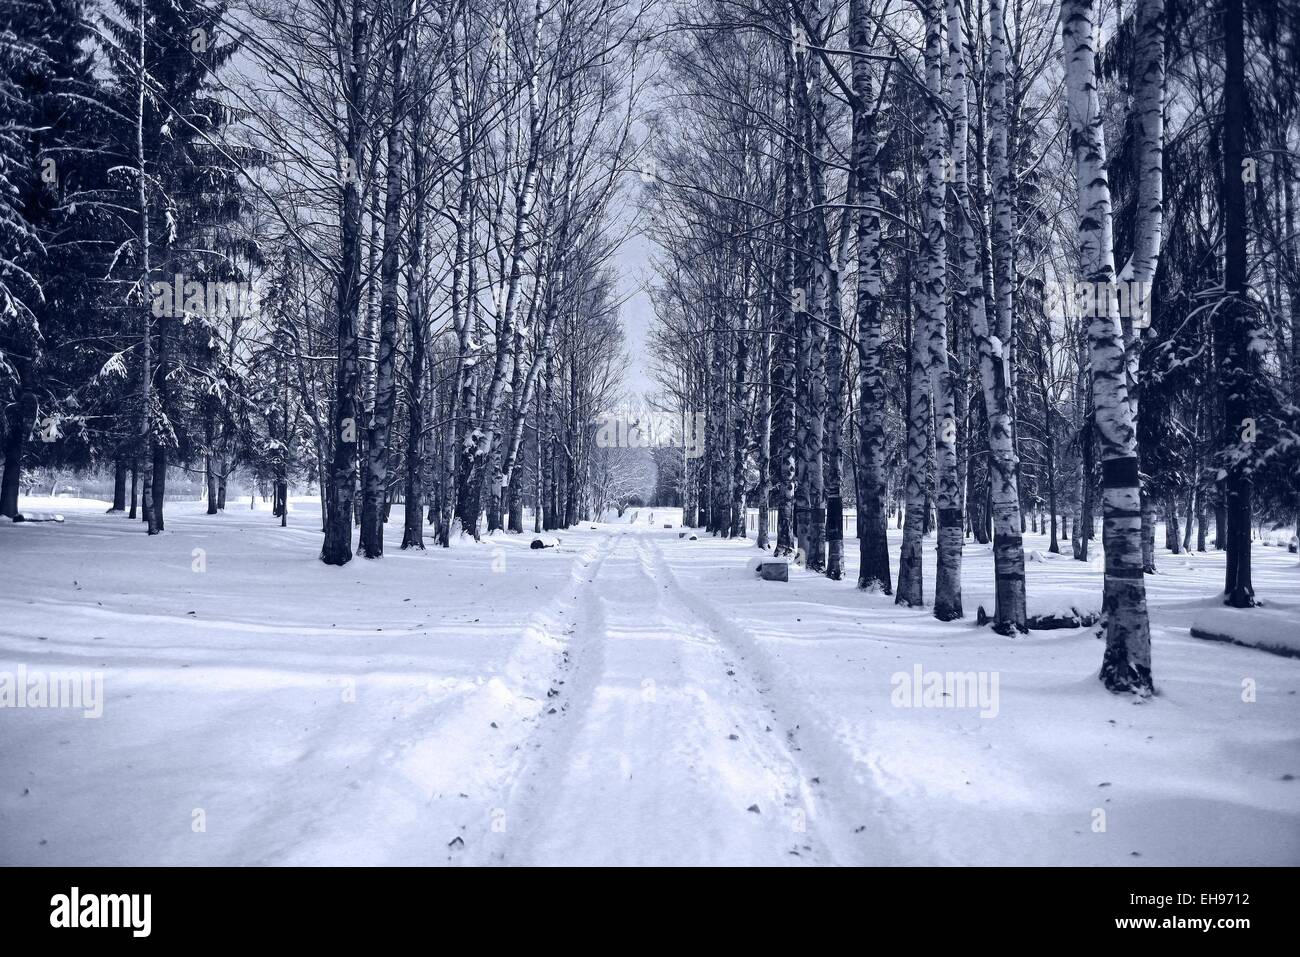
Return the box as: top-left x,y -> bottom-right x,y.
360,9 -> 410,559
950,0 -> 1018,618
850,0 -> 890,592
321,1 -> 370,566
401,92 -> 426,550
977,0 -> 1027,631
731,269 -> 750,539
896,278 -> 929,605
755,287 -> 773,549
801,0 -> 829,573
823,267 -> 845,578
460,0 -> 546,538
1062,0 -> 1154,693
440,30 -> 473,546
923,0 -> 961,620
773,60 -> 797,557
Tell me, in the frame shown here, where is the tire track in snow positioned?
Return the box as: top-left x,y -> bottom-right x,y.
420,530 -> 622,861
220,530 -> 624,865
642,532 -> 916,865
479,528 -> 832,865
464,533 -> 621,864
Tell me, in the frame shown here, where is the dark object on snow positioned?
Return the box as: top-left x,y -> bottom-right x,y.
1026,608 -> 1101,630
663,524 -> 672,528
977,604 -> 1098,630
1190,626 -> 1300,659
530,537 -> 559,549
755,560 -> 788,582
12,512 -> 65,524
679,532 -> 687,538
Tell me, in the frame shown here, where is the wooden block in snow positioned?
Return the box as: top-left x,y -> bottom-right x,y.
755,560 -> 788,582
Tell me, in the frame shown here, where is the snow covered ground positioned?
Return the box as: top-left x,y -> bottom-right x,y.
1,497 -> 1297,866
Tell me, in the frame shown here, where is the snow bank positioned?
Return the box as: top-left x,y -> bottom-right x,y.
16,496 -> 109,512
1190,604 -> 1300,658
10,512 -> 65,523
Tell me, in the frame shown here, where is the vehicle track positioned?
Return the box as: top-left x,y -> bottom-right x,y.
480,528 -> 832,865
642,531 -> 917,865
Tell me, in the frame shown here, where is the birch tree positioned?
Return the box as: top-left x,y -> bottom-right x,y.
1061,0 -> 1153,693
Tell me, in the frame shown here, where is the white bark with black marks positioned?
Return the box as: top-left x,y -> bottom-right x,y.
1061,0 -> 1154,694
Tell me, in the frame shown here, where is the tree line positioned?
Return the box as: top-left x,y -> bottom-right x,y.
645,0 -> 1299,695
1,0 -> 650,556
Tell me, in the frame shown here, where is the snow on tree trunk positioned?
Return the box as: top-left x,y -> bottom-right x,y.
461,0 -> 546,539
134,0 -> 159,537
1219,0 -> 1255,607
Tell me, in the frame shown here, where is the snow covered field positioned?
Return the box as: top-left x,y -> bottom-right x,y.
1,498 -> 1297,866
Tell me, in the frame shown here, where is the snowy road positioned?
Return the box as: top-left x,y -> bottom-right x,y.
481,530 -> 832,865
2,500 -> 1298,865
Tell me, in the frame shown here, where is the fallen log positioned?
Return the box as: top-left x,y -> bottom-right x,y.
976,605 -> 1100,630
